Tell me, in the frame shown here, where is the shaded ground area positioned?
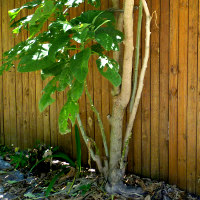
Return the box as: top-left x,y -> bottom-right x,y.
0,145 -> 200,200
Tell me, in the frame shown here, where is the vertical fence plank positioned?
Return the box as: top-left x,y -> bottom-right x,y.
0,0 -> 4,145
41,23 -> 51,146
85,1 -> 95,167
150,0 -> 160,180
43,80 -> 51,146
56,91 -> 64,150
76,3 -> 87,164
28,6 -> 37,148
2,1 -> 11,146
187,0 -> 198,193
29,71 -> 37,147
8,0 -> 16,146
159,0 -> 169,182
169,0 -> 178,185
178,0 -> 188,190
15,0 -> 23,148
197,0 -> 200,194
50,93 -> 58,148
141,0 -> 151,178
36,71 -> 44,144
130,0 -> 142,174
21,0 -> 30,149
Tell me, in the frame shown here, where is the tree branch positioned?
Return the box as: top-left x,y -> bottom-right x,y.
76,114 -> 103,173
84,82 -> 109,158
121,0 -> 151,169
129,0 -> 143,111
118,0 -> 135,108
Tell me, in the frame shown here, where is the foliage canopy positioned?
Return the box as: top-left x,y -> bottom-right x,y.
0,0 -> 123,134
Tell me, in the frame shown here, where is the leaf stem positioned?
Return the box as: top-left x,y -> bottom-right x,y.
76,114 -> 103,173
84,82 -> 109,158
129,0 -> 143,111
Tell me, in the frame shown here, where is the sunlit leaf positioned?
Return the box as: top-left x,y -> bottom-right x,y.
96,55 -> 121,87
70,48 -> 91,82
68,80 -> 84,101
8,0 -> 42,21
59,99 -> 79,134
39,78 -> 57,112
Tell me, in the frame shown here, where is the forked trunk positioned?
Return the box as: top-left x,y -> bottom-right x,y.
105,0 -> 151,196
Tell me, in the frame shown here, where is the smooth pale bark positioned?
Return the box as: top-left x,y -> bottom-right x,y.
121,0 -> 151,169
109,0 -> 134,185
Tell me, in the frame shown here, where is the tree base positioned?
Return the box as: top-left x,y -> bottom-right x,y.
105,181 -> 145,199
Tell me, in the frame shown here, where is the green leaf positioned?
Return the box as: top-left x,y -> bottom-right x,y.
96,55 -> 121,87
95,27 -> 123,51
70,10 -> 102,26
97,27 -> 123,43
91,43 -> 105,54
11,15 -> 33,34
59,99 -> 79,134
95,33 -> 113,51
45,170 -> 67,197
7,180 -> 18,184
75,125 -> 81,171
68,80 -> 84,101
49,21 -> 72,33
70,10 -> 114,30
57,66 -> 73,91
29,0 -> 55,37
8,0 -> 42,21
39,78 -> 57,112
72,28 -> 90,43
41,62 -> 67,80
70,48 -> 91,82
24,192 -> 36,198
48,33 -> 70,62
18,43 -> 53,72
79,183 -> 91,195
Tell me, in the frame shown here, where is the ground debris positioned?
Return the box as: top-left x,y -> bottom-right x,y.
0,145 -> 200,199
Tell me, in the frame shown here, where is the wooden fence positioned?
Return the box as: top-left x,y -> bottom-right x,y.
0,0 -> 200,195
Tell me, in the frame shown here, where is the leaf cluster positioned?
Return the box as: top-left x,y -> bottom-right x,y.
0,0 -> 124,134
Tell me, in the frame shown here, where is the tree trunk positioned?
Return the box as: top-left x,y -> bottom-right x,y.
108,97 -> 124,186
107,0 -> 135,191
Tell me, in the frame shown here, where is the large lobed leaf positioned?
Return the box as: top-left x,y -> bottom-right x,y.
95,27 -> 123,51
96,55 -> 121,87
59,99 -> 79,134
70,48 -> 91,82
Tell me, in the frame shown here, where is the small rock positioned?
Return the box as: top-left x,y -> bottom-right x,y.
0,158 -> 12,170
4,170 -> 24,182
3,193 -> 18,199
0,186 -> 4,193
